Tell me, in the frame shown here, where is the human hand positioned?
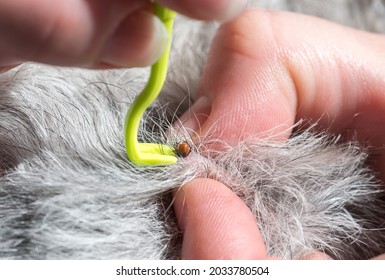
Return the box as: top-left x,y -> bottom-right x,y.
0,0 -> 247,71
173,9 -> 385,259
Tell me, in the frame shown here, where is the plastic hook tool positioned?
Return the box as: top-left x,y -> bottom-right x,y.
124,4 -> 177,166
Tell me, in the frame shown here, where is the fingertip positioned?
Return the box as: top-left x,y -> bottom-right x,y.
177,96 -> 212,139
100,11 -> 169,68
174,178 -> 267,259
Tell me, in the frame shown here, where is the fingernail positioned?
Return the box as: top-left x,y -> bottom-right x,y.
145,16 -> 169,65
221,0 -> 250,21
177,96 -> 212,135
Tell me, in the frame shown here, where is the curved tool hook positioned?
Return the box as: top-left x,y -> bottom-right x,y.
124,5 -> 177,166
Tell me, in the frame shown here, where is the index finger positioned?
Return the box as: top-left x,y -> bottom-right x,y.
0,0 -> 158,67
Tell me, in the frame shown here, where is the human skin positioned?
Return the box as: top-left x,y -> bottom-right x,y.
173,9 -> 385,259
0,0 -> 247,69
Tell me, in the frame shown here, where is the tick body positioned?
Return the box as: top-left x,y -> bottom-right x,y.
176,142 -> 191,158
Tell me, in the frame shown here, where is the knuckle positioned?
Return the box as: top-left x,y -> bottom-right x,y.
216,9 -> 280,60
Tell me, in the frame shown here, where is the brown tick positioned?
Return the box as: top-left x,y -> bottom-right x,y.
176,141 -> 191,158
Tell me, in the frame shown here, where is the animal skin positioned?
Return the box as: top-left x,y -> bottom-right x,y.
1,0 -> 385,259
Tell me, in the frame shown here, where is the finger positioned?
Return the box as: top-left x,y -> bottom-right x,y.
180,9 -> 298,146
0,63 -> 21,74
180,9 -> 385,153
99,10 -> 168,68
158,0 -> 249,20
174,178 -> 267,259
0,0 -> 167,68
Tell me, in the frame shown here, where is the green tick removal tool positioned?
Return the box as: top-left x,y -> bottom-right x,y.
124,4 -> 178,166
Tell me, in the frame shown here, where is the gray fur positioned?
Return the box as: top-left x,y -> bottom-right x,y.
1,0 -> 385,259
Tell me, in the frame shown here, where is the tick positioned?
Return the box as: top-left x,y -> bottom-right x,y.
176,142 -> 191,158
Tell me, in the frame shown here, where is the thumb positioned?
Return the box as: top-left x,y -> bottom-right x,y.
179,9 -> 297,147
174,178 -> 267,259
179,8 -> 385,151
